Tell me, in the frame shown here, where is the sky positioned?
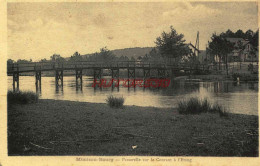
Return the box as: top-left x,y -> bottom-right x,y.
7,1 -> 258,61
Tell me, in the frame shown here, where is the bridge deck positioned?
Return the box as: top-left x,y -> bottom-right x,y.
7,61 -> 208,74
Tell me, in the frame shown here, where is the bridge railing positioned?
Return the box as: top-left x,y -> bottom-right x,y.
7,61 -> 211,73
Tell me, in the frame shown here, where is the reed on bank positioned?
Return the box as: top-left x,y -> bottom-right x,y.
106,95 -> 125,108
177,97 -> 229,117
7,90 -> 38,105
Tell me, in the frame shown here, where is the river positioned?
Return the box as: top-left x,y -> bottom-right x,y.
8,76 -> 258,115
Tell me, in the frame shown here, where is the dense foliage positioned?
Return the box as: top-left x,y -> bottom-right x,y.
155,26 -> 190,63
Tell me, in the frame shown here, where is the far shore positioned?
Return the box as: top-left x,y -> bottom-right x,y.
8,99 -> 258,156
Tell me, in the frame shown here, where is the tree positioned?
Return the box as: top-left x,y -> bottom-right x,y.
118,55 -> 129,61
7,59 -> 15,64
17,59 -> 32,64
143,48 -> 164,63
250,29 -> 259,48
142,54 -> 150,62
70,52 -> 83,62
137,56 -> 143,61
223,29 -> 235,38
86,47 -> 117,62
219,29 -> 255,40
50,54 -> 65,62
98,47 -> 116,62
39,58 -> 48,63
248,30 -> 259,62
235,29 -> 245,38
155,26 -> 190,63
207,33 -> 234,75
245,30 -> 254,40
130,57 -> 135,61
117,55 -> 129,61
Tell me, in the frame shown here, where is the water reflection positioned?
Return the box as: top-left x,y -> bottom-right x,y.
8,76 -> 258,115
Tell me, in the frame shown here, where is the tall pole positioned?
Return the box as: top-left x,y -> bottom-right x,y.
197,31 -> 199,57
197,32 -> 199,49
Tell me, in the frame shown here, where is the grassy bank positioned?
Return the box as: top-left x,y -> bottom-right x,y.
8,99 -> 258,156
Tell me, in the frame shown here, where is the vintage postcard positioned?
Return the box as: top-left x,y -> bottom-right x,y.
0,0 -> 259,165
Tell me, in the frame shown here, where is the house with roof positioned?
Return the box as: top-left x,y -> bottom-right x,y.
226,38 -> 258,62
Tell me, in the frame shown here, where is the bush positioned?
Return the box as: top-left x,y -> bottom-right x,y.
212,104 -> 229,117
8,90 -> 39,105
177,97 -> 228,117
106,95 -> 124,108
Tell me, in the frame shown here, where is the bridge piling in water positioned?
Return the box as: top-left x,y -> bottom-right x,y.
75,69 -> 83,90
158,68 -> 166,79
143,68 -> 150,78
12,71 -> 19,92
55,70 -> 64,88
93,68 -> 102,88
35,70 -> 41,93
143,67 -> 150,88
128,68 -> 135,88
111,68 -> 119,88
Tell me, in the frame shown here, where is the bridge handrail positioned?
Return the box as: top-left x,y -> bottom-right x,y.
7,60 -> 211,73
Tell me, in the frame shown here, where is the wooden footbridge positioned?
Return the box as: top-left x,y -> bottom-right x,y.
7,61 -> 209,91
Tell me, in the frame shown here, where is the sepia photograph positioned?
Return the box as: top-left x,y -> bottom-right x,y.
1,0 -> 259,164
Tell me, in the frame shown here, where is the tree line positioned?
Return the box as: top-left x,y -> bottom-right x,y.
6,26 -> 193,65
7,27 -> 258,70
7,47 -> 136,64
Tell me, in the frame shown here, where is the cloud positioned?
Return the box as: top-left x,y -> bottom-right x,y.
8,18 -> 45,32
163,2 -> 221,23
7,2 -> 258,61
8,18 -> 81,60
92,13 -> 110,27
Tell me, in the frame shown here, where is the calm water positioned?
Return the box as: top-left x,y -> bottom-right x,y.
8,76 -> 258,115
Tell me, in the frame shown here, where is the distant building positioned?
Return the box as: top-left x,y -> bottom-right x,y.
226,38 -> 258,62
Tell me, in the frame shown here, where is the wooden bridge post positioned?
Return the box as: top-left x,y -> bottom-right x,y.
12,71 -> 19,92
111,68 -> 119,89
157,67 -> 166,89
143,68 -> 150,79
55,69 -> 63,88
127,68 -> 135,88
157,68 -> 166,79
143,66 -> 150,87
75,69 -> 83,91
35,70 -> 42,93
93,68 -> 102,88
34,63 -> 42,93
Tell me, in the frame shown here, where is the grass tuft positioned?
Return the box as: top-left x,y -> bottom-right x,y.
8,90 -> 39,105
177,97 -> 228,117
106,95 -> 124,108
